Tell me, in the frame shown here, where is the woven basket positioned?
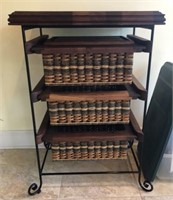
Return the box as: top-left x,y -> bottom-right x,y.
48,100 -> 130,125
51,140 -> 129,160
43,53 -> 133,86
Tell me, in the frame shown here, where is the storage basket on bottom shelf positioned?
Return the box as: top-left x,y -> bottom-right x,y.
51,140 -> 129,161
48,99 -> 130,125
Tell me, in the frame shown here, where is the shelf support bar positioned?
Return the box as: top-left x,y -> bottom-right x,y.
21,26 -> 43,195
143,26 -> 155,122
40,143 -> 51,173
39,27 -> 43,36
133,27 -> 136,35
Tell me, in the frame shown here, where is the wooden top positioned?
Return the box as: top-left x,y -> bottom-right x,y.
8,11 -> 165,27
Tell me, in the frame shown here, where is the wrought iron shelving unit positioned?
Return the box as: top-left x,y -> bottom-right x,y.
8,11 -> 165,195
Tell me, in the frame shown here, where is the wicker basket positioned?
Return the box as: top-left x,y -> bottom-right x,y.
48,100 -> 130,125
43,53 -> 133,85
51,140 -> 129,160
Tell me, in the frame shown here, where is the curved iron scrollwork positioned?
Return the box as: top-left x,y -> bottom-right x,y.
138,169 -> 153,192
139,180 -> 153,192
28,183 -> 41,195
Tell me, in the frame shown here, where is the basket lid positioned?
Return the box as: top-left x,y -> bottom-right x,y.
43,36 -> 134,47
39,88 -> 131,102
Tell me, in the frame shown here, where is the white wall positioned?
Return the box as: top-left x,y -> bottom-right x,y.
0,0 -> 173,148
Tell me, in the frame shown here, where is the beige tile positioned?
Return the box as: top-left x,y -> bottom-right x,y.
42,175 -> 62,187
140,178 -> 173,196
95,159 -> 129,171
0,169 -> 40,200
24,186 -> 60,200
0,149 -> 61,200
60,158 -> 135,187
0,150 -> 6,165
3,149 -> 173,200
59,184 -> 140,198
61,173 -> 137,187
0,179 -> 28,200
0,178 -> 60,200
141,196 -> 173,200
57,198 -> 142,200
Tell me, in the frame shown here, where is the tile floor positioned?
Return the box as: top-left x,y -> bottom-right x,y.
0,149 -> 173,200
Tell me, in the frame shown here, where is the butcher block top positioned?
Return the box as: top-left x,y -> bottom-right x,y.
8,11 -> 165,27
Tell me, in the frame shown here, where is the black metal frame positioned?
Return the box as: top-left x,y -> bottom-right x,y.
21,25 -> 154,195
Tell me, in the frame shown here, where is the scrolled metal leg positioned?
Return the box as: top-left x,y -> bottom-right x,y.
138,168 -> 153,192
28,183 -> 42,195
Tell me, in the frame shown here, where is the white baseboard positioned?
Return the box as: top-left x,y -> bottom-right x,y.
0,130 -> 37,149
